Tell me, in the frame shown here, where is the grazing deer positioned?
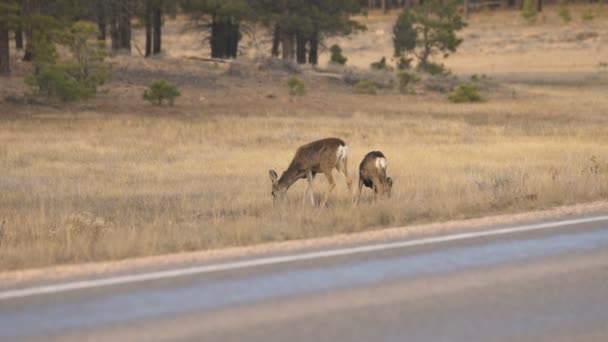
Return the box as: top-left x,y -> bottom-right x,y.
269,138 -> 353,208
355,151 -> 393,204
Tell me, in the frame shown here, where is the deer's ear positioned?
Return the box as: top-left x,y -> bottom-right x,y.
269,170 -> 278,184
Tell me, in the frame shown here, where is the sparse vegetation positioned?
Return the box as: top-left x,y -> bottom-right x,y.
558,0 -> 571,23
2,3 -> 608,273
448,83 -> 483,103
143,79 -> 181,105
330,44 -> 348,65
581,9 -> 594,21
397,71 -> 420,93
371,57 -> 392,70
521,0 -> 537,24
353,80 -> 378,95
286,76 -> 306,96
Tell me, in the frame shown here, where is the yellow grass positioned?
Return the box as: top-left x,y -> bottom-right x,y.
1,5 -> 608,271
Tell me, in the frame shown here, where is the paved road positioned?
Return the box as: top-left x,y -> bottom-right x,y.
2,215 -> 608,341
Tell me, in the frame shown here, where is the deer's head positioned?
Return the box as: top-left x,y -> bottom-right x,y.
269,169 -> 287,204
386,177 -> 393,198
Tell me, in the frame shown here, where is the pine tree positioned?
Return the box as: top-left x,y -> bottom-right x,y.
393,0 -> 464,73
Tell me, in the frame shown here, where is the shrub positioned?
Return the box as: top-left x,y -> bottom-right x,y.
286,76 -> 306,96
27,21 -> 110,102
353,80 -> 378,95
421,62 -> 449,76
397,56 -> 413,70
143,79 -> 181,105
558,0 -> 571,23
371,57 -> 393,71
448,83 -> 483,103
397,71 -> 420,93
26,65 -> 86,102
521,0 -> 537,24
581,9 -> 594,21
329,44 -> 347,65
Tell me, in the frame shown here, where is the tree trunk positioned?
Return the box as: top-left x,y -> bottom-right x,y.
15,29 -> 23,50
119,9 -> 131,51
308,31 -> 318,65
97,0 -> 107,41
381,0 -> 388,13
271,24 -> 281,57
145,0 -> 152,57
152,6 -> 161,55
296,32 -> 307,64
463,0 -> 469,19
0,26 -> 9,75
535,0 -> 542,12
281,31 -> 295,61
228,20 -> 239,58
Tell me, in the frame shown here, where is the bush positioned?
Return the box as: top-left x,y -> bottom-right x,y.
581,9 -> 594,21
26,65 -> 86,102
27,21 -> 110,102
143,79 -> 181,105
521,0 -> 537,24
286,76 -> 306,96
397,71 -> 420,93
448,83 -> 483,103
353,80 -> 378,95
558,0 -> 571,23
329,44 -> 347,65
371,57 -> 393,71
397,56 -> 413,70
421,62 -> 449,76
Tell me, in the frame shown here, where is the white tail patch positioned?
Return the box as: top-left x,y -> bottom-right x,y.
336,145 -> 348,163
375,157 -> 387,170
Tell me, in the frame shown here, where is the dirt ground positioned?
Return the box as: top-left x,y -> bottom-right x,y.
1,5 -> 608,271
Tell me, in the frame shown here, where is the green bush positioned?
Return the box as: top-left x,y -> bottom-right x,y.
421,62 -> 449,76
558,0 -> 571,23
521,0 -> 537,24
371,57 -> 393,71
27,21 -> 110,102
329,44 -> 347,65
397,56 -> 413,70
448,83 -> 483,103
143,79 -> 181,105
286,76 -> 306,96
353,80 -> 378,95
397,71 -> 420,93
581,9 -> 594,21
26,65 -> 86,102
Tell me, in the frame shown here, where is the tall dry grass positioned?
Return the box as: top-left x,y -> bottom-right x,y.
1,82 -> 608,270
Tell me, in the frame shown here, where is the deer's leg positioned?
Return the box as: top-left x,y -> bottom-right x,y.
306,170 -> 316,207
320,171 -> 336,209
336,156 -> 353,198
354,178 -> 364,205
372,176 -> 383,203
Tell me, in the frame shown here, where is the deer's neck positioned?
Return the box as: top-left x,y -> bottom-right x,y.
278,166 -> 305,191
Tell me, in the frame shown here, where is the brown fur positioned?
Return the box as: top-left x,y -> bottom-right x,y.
356,151 -> 393,204
269,138 -> 353,208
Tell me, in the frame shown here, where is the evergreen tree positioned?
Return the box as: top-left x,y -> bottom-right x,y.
393,0 -> 464,72
0,0 -> 21,75
182,0 -> 252,59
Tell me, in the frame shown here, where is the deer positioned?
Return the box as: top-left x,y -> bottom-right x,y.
269,138 -> 353,208
355,151 -> 393,204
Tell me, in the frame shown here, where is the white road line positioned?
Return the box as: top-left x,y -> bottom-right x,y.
2,215 -> 608,301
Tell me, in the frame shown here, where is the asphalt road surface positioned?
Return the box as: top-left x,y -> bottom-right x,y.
1,215 -> 608,341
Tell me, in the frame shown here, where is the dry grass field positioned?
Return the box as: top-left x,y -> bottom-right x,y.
1,5 -> 608,271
